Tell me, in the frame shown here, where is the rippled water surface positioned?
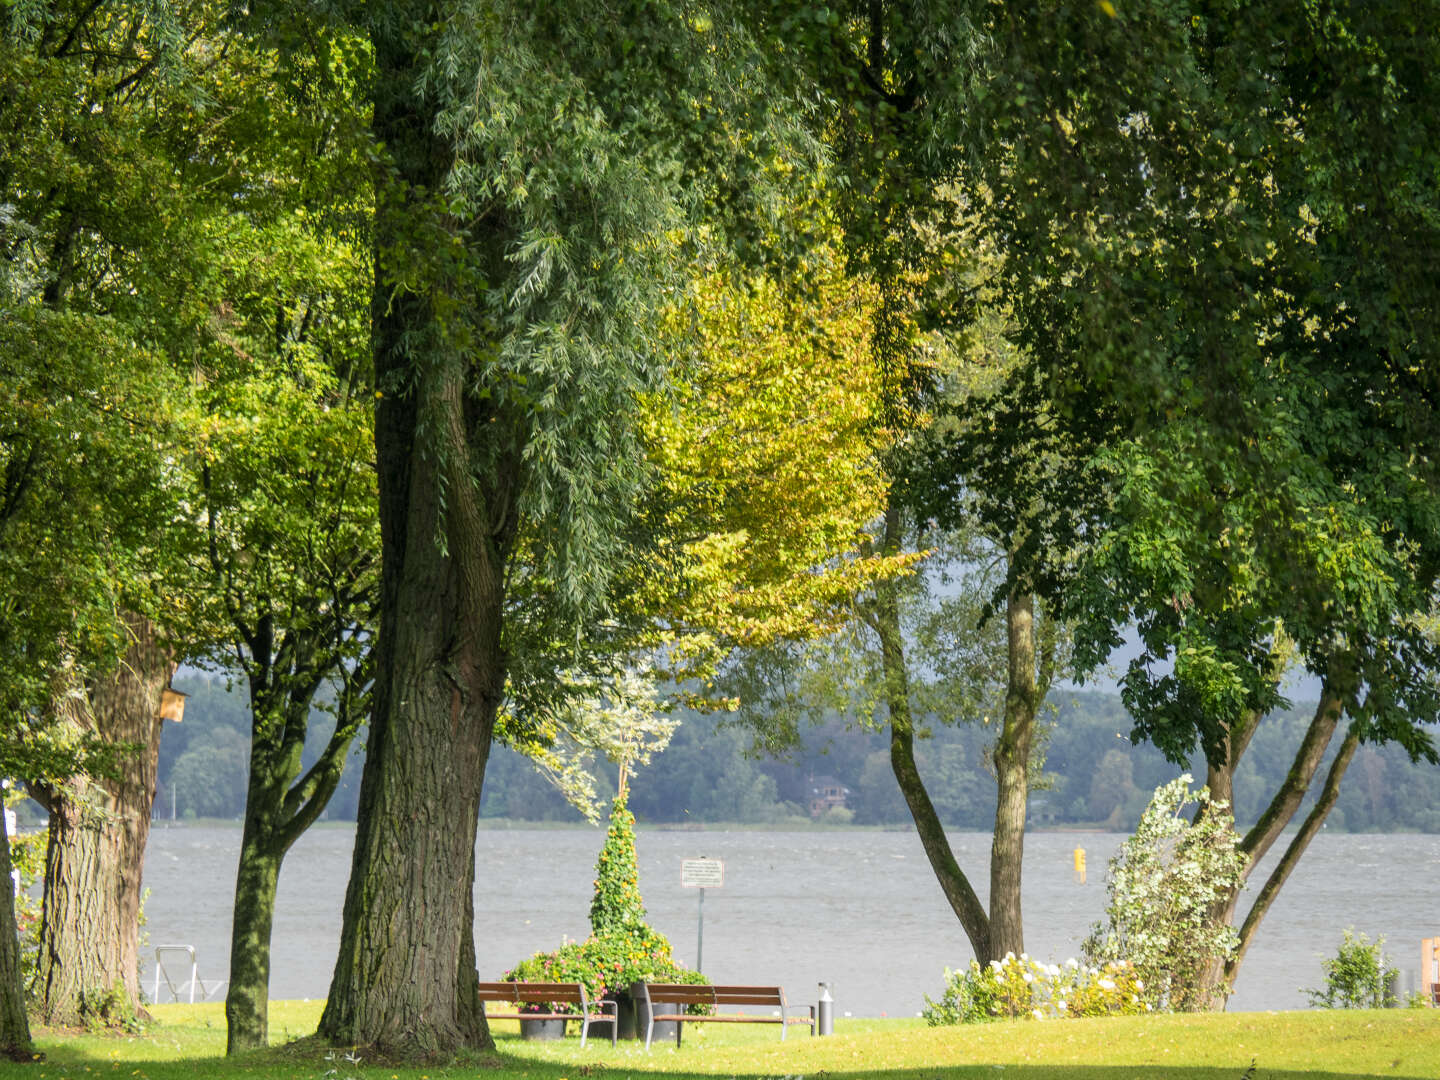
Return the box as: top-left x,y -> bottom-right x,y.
143,824 -> 1440,1017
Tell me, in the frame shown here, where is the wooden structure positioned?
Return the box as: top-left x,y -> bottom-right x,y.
159,687 -> 188,722
1424,939 -> 1440,1006
637,982 -> 815,1049
475,981 -> 618,1047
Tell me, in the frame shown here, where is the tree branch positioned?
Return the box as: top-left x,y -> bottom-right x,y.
1238,653 -> 1352,871
1228,726 -> 1359,983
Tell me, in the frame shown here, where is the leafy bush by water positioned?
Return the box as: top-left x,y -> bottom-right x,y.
1303,929 -> 1394,1008
922,953 -> 1149,1024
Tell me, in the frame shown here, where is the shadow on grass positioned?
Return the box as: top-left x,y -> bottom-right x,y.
17,1009 -> 1440,1080
16,1038 -> 1429,1080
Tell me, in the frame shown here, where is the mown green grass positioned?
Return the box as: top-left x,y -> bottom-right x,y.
4,1002 -> 1437,1080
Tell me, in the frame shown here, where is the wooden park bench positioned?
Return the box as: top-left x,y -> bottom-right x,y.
476,981 -> 618,1048
637,982 -> 815,1049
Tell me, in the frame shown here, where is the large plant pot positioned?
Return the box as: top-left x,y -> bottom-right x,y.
520,1016 -> 568,1041
609,983 -> 679,1043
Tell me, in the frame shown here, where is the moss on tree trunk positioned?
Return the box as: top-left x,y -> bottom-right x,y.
225,817 -> 281,1053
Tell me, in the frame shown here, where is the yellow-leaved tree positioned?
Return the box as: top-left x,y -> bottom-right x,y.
642,247 -> 915,671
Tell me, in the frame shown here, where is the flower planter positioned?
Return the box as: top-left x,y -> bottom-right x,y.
607,983 -> 678,1043
519,1016 -> 568,1041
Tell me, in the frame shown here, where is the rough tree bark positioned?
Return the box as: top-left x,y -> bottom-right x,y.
317,7 -> 518,1055
318,332 -> 512,1059
31,614 -> 173,1027
0,806 -> 36,1060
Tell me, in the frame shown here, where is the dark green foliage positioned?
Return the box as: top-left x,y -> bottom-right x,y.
952,1 -> 1440,768
76,982 -> 144,1035
625,720 -> 790,825
169,729 -> 250,821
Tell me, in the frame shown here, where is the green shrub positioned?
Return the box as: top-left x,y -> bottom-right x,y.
922,954 -> 1149,1024
589,795 -> 646,935
502,929 -> 707,1012
79,980 -> 145,1034
1303,930 -> 1393,1008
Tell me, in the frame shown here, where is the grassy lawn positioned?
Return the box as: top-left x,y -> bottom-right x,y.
2,1002 -> 1437,1080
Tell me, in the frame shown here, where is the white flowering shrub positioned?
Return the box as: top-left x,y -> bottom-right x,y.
1082,774 -> 1247,1012
922,954 -> 1149,1024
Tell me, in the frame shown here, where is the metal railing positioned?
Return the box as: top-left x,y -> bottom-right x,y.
152,944 -> 227,1004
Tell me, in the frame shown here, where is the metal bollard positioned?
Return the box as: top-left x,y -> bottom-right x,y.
1394,968 -> 1419,1006
817,982 -> 834,1036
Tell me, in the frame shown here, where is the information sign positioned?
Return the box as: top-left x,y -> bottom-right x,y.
680,857 -> 724,889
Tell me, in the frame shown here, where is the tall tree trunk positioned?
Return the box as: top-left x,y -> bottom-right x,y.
317,348 -> 507,1055
1202,705 -> 1261,813
1189,704 -> 1261,1008
225,820 -> 280,1053
32,614 -> 172,1027
873,502 -> 992,962
989,587 -> 1037,959
889,723 -> 993,961
319,11 -> 515,1053
225,655 -> 366,1053
0,806 -> 36,1061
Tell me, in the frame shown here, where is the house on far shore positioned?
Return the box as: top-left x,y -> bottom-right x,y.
807,775 -> 850,818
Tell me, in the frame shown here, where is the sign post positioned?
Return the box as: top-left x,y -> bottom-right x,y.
680,857 -> 724,974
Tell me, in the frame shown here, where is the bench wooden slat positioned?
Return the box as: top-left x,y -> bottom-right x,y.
713,992 -> 785,1005
476,980 -> 617,1049
650,1013 -> 812,1024
478,981 -> 588,1001
638,981 -> 814,1049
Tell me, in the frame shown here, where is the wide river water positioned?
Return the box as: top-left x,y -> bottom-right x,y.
141,824 -> 1439,1017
